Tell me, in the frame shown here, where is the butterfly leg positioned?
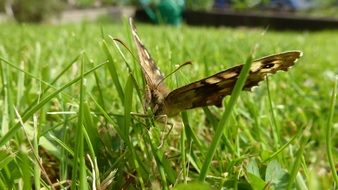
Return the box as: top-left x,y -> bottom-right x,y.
156,114 -> 174,149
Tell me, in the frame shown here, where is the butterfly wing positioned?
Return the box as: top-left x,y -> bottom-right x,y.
164,51 -> 303,116
129,18 -> 165,87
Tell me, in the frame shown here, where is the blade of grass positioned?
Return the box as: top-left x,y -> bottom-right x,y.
89,93 -> 124,139
123,75 -> 146,189
110,36 -> 146,115
0,58 -> 15,132
0,56 -> 79,117
82,114 -> 100,189
245,97 -> 262,142
24,55 -> 80,116
60,114 -> 71,185
326,76 -> 338,184
109,36 -> 133,72
102,40 -> 124,103
71,54 -> 88,190
143,131 -> 170,189
18,148 -> 32,189
203,107 -> 237,155
181,111 -> 202,149
266,78 -> 281,148
16,61 -> 24,106
180,121 -> 187,184
199,46 -> 256,181
33,115 -> 41,190
79,54 -> 89,190
14,107 -> 55,189
262,125 -> 305,163
48,134 -> 75,157
83,100 -> 100,154
287,130 -> 310,190
0,56 -> 78,95
202,107 -> 218,130
0,150 -> 15,170
123,75 -> 133,136
0,62 -> 106,147
92,66 -> 106,109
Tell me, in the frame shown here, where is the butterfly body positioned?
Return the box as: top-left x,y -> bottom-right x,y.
129,18 -> 303,119
144,83 -> 170,116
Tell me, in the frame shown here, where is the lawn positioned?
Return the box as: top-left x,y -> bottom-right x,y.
0,19 -> 337,189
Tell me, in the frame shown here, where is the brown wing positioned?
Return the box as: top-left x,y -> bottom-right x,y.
164,51 -> 303,116
129,18 -> 165,87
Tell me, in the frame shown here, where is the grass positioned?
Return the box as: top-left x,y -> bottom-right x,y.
0,19 -> 337,189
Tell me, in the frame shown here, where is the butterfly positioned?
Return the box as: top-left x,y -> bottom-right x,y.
129,18 -> 302,119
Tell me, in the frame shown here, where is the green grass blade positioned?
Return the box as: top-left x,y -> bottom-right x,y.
18,149 -> 32,189
181,111 -> 202,149
102,40 -> 124,103
24,55 -> 80,114
266,78 -> 281,148
71,54 -> 88,189
123,75 -> 133,136
0,56 -> 79,95
326,76 -> 338,184
0,62 -> 105,147
83,101 -> 100,153
92,68 -> 106,109
16,61 -> 24,106
0,58 -> 15,131
262,125 -> 305,163
123,75 -> 146,189
199,48 -> 256,181
287,131 -> 310,190
202,107 -> 218,130
0,150 -> 15,170
202,107 -> 237,155
180,123 -> 187,183
82,115 -> 100,188
109,35 -> 146,110
48,134 -> 75,157
33,116 -> 41,190
143,132 -> 172,189
89,94 -> 124,139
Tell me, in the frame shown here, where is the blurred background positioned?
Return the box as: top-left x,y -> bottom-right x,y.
0,0 -> 338,29
0,1 -> 337,190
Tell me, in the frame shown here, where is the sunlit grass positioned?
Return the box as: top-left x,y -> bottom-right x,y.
0,20 -> 337,189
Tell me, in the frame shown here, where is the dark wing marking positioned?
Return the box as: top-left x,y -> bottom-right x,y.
129,18 -> 164,87
164,51 -> 302,116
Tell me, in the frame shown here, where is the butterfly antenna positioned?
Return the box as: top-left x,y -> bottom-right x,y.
112,38 -> 138,61
156,61 -> 192,87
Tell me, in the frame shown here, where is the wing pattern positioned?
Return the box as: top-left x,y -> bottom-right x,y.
130,18 -> 165,87
164,51 -> 302,116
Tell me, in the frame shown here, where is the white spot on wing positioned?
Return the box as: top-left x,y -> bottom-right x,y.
155,69 -> 162,76
250,62 -> 262,72
206,77 -> 222,84
220,72 -> 237,79
144,50 -> 151,59
272,60 -> 282,65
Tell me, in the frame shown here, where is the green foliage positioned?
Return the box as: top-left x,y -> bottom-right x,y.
247,159 -> 291,189
174,182 -> 212,190
11,0 -> 64,22
185,0 -> 213,10
74,0 -> 137,7
312,0 -> 338,7
0,21 -> 337,189
231,0 -> 263,9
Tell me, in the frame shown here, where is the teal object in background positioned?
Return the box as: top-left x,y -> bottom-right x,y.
139,0 -> 184,25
